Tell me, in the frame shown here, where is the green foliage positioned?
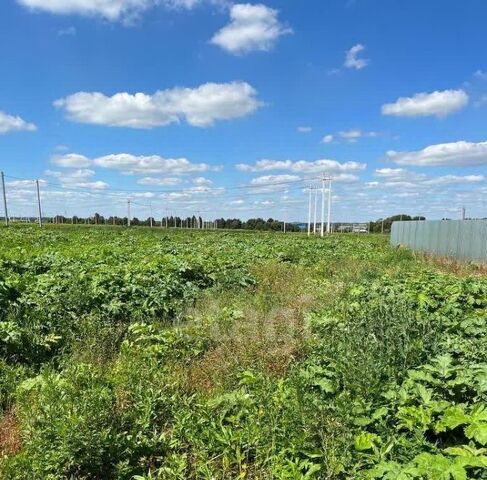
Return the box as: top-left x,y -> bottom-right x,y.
0,225 -> 485,479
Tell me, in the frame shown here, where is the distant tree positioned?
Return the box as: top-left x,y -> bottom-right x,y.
368,214 -> 426,234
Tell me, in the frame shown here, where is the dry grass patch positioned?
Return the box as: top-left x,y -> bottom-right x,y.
418,253 -> 487,276
185,262 -> 318,394
0,408 -> 21,456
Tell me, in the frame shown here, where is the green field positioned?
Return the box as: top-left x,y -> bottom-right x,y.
0,226 -> 486,479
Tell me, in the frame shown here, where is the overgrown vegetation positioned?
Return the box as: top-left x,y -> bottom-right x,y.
0,225 -> 485,479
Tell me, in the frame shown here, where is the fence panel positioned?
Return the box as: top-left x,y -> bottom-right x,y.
390,220 -> 487,263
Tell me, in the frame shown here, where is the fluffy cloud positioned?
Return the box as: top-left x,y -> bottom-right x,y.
17,0 -> 155,21
51,153 -> 92,168
0,111 -> 36,134
423,174 -> 485,186
250,174 -> 300,185
298,126 -> 312,133
131,192 -> 155,199
381,89 -> 468,118
17,0 -> 203,22
375,168 -> 408,178
193,177 -> 213,186
158,184 -> 224,202
387,141 -> 487,166
236,158 -> 366,174
187,185 -> 224,195
327,173 -> 360,183
246,174 -> 300,194
6,179 -> 47,188
344,44 -> 368,70
375,168 -> 426,182
93,153 -> 218,175
137,177 -> 183,186
339,129 -> 378,142
45,169 -> 109,190
211,3 -> 292,54
54,82 -> 261,128
371,168 -> 485,193
322,129 -> 378,144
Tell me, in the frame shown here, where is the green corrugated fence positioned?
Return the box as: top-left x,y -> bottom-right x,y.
390,220 -> 487,263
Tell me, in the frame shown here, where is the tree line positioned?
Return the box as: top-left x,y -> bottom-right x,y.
368,214 -> 426,234
31,214 -> 300,231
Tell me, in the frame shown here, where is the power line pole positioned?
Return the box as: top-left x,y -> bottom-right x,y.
36,179 -> 43,227
313,186 -> 318,234
149,202 -> 153,228
327,178 -> 332,234
1,171 -> 8,227
320,174 -> 326,237
307,186 -> 312,236
127,199 -> 131,227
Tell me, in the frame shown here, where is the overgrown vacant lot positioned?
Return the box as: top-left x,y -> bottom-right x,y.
0,226 -> 485,479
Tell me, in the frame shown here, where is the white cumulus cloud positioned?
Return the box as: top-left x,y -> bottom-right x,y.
0,111 -> 36,134
236,158 -> 366,174
51,153 -> 92,168
6,179 -> 47,188
387,141 -> 487,166
45,168 -> 109,190
250,174 -> 300,185
375,168 -> 409,178
344,44 -> 368,70
423,174 -> 485,186
54,82 -> 261,128
192,176 -> 213,186
381,89 -> 468,118
374,168 -> 426,182
17,0 -> 204,22
17,0 -> 155,21
93,153 -> 219,175
211,3 -> 292,55
137,177 -> 183,186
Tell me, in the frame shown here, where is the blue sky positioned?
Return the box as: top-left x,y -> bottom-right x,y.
0,0 -> 486,221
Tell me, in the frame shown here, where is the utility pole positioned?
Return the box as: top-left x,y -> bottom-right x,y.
327,178 -> 332,234
36,179 -> 43,227
320,174 -> 326,237
381,218 -> 384,234
313,186 -> 318,234
127,199 -> 131,227
307,187 -> 312,236
461,206 -> 466,220
149,202 -> 153,228
1,171 -> 8,227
